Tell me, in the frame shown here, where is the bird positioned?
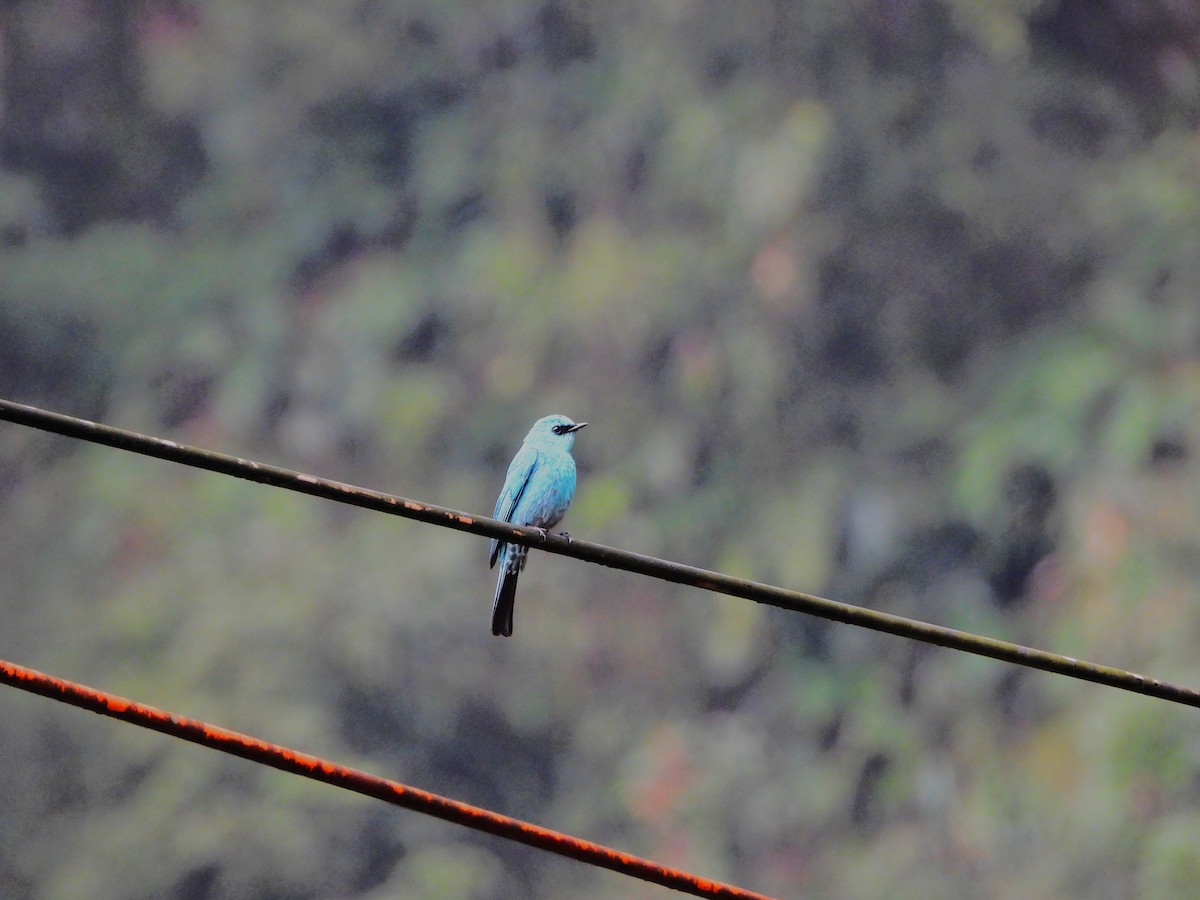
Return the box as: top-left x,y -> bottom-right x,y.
489,414 -> 587,636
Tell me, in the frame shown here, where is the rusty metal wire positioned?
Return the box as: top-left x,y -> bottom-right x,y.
2,397 -> 1198,708
0,657 -> 774,899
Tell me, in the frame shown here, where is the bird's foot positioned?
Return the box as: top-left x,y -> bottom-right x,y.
559,531 -> 572,544
535,526 -> 550,543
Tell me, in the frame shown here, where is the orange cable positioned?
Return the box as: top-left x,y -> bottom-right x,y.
0,657 -> 776,900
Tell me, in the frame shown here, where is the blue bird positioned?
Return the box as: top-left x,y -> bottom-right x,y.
489,414 -> 587,636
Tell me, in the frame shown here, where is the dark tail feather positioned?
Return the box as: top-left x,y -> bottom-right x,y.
492,567 -> 518,637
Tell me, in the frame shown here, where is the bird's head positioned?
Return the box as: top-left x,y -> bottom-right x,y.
527,414 -> 587,450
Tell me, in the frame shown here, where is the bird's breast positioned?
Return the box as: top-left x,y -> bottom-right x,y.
518,455 -> 577,528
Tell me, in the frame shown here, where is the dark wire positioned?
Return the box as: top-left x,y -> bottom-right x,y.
2,395 -> 1198,711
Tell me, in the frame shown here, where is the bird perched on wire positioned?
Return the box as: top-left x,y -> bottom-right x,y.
489,414 -> 587,636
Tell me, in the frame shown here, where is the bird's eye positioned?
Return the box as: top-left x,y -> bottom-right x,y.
552,424 -> 569,435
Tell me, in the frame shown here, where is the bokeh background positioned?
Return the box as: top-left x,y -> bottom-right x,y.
2,1 -> 1200,897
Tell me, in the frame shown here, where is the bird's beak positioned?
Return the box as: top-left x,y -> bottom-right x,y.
568,422 -> 588,432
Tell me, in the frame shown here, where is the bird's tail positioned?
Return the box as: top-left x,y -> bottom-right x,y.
492,543 -> 529,637
492,566 -> 518,637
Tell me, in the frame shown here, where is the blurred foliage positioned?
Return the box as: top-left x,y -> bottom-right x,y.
2,0 -> 1200,897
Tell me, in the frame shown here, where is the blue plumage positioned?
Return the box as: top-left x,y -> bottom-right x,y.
489,414 -> 586,636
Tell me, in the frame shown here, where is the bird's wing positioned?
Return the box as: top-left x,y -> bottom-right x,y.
489,446 -> 539,567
